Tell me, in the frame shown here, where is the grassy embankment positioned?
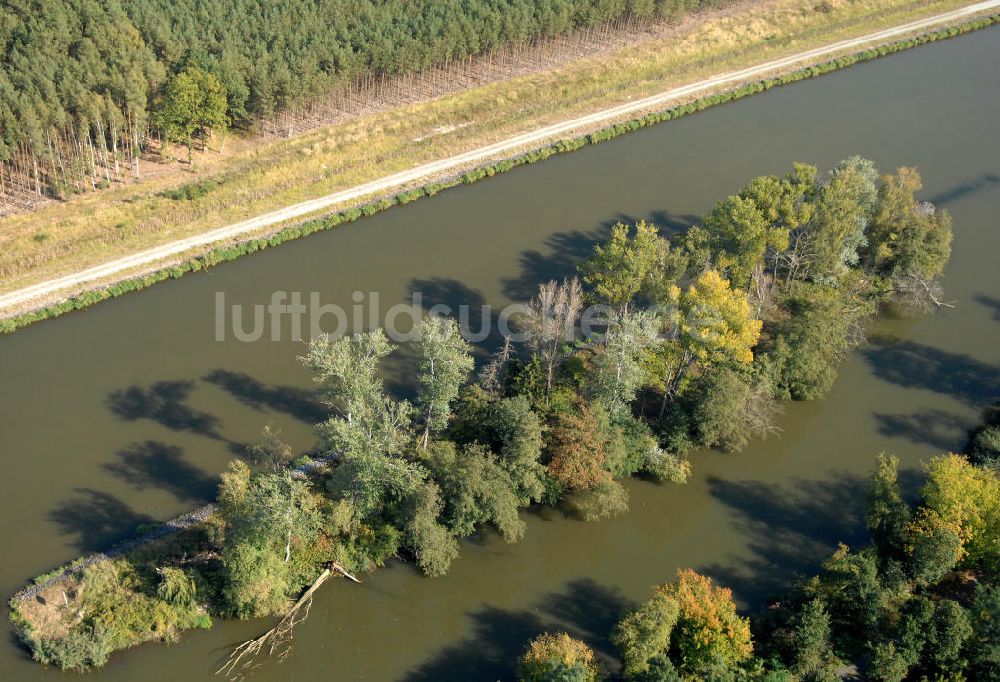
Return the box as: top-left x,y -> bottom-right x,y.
1,0 -> 995,333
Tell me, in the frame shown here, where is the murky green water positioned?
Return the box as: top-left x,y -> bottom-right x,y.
1,26 -> 999,680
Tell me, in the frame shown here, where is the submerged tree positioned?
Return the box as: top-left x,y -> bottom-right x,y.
762,283 -> 867,401
246,424 -> 294,471
402,481 -> 459,577
689,366 -> 779,452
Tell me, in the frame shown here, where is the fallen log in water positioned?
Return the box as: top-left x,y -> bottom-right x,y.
216,562 -> 360,679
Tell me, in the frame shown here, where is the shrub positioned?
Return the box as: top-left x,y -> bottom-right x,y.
641,446 -> 690,484
156,567 -> 198,606
159,178 -> 220,201
222,542 -> 290,618
34,627 -> 112,672
517,632 -> 601,682
969,423 -> 1000,469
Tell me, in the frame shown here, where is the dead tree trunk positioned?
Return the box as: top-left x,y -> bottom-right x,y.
216,562 -> 360,679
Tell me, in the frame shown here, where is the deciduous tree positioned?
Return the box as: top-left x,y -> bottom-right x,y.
591,309 -> 660,418
921,454 -> 1000,574
865,167 -> 953,309
416,316 -> 474,448
866,453 -> 911,559
790,598 -> 836,677
302,329 -> 394,427
522,277 -> 584,401
651,270 -> 760,411
154,67 -> 227,163
426,441 -> 525,542
402,481 -> 459,577
546,403 -> 609,493
613,591 -> 679,676
801,156 -> 878,283
689,366 -> 778,452
905,508 -> 962,584
659,569 -> 753,675
701,195 -> 769,289
581,221 -> 663,313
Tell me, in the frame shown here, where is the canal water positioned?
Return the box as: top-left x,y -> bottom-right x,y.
0,25 -> 998,680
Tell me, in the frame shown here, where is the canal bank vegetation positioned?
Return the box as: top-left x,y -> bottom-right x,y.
3,0 -> 994,321
10,157 -> 960,672
516,435 -> 1000,681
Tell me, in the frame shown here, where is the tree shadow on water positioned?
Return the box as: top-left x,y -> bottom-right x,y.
537,579 -> 632,659
382,336 -> 420,402
502,228 -> 606,302
384,277 -> 502,398
698,470 -> 919,609
974,293 -> 1000,322
407,277 -> 500,354
410,277 -> 488,313
202,369 -> 326,424
500,209 -> 699,302
861,337 -> 1000,407
644,209 -> 700,238
402,579 -> 631,681
401,606 -> 543,681
102,440 -> 218,503
48,489 -> 155,552
926,172 -> 1000,206
106,380 -> 222,439
873,408 -> 972,452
